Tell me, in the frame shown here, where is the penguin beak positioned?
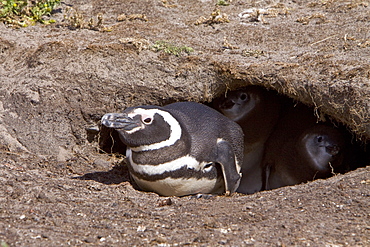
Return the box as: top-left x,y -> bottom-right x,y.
101,113 -> 141,131
326,145 -> 340,156
220,99 -> 236,109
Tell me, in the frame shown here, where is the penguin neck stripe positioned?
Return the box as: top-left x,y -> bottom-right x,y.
127,149 -> 204,175
129,109 -> 182,152
126,126 -> 142,134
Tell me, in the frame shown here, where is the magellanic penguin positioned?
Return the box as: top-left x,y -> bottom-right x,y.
262,103 -> 346,190
213,86 -> 282,194
101,102 -> 244,197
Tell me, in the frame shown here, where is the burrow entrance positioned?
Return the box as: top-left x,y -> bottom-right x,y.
94,85 -> 369,194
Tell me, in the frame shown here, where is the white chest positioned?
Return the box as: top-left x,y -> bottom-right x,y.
126,148 -> 223,196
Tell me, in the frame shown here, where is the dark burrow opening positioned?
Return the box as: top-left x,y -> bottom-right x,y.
95,85 -> 369,194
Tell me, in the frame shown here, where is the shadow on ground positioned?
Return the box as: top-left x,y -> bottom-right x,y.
75,163 -> 131,185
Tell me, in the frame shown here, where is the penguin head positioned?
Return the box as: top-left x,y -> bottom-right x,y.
214,87 -> 261,122
101,106 -> 182,150
301,125 -> 345,171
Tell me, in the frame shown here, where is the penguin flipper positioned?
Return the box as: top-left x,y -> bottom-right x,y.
215,140 -> 242,195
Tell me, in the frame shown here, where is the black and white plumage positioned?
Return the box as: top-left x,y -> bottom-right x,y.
214,86 -> 281,194
101,102 -> 244,197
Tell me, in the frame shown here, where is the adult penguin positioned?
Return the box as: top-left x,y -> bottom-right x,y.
101,102 -> 244,197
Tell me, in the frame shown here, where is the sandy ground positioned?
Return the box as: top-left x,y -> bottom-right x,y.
0,0 -> 369,246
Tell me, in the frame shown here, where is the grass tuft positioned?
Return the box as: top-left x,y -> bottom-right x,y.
151,41 -> 194,56
0,0 -> 60,27
1,241 -> 9,247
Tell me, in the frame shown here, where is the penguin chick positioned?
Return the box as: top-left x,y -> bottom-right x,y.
101,102 -> 244,197
214,86 -> 281,194
262,105 -> 346,190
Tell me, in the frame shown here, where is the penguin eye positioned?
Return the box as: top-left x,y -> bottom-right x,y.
240,93 -> 248,101
317,136 -> 323,143
142,117 -> 153,125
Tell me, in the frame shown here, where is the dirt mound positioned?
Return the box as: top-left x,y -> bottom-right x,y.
0,0 -> 369,245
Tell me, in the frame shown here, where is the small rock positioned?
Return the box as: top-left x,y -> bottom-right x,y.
137,226 -> 146,232
117,14 -> 127,22
158,198 -> 173,207
57,146 -> 73,162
